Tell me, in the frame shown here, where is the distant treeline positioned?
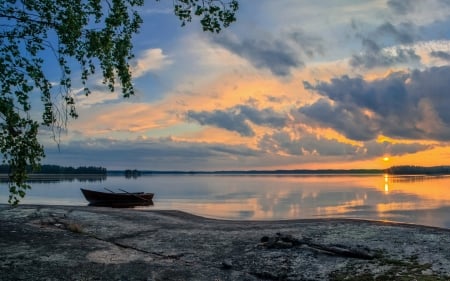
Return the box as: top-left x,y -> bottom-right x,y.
110,166 -> 450,175
0,164 -> 107,175
108,169 -> 384,175
2,164 -> 449,176
386,165 -> 450,175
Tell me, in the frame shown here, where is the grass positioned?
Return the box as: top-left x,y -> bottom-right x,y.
66,222 -> 83,233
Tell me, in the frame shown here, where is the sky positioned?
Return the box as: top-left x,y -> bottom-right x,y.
40,0 -> 450,170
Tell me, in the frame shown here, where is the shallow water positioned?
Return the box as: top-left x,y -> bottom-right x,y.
2,174 -> 450,228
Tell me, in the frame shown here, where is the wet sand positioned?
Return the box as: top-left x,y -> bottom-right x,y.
1,204 -> 450,280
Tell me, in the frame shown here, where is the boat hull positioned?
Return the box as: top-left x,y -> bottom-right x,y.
81,188 -> 154,207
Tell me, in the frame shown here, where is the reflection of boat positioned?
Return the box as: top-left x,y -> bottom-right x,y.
81,188 -> 154,208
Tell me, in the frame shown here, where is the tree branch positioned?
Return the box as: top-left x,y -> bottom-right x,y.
0,12 -> 55,28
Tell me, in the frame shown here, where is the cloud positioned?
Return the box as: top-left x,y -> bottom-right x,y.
350,45 -> 421,69
375,22 -> 416,44
364,140 -> 431,157
387,0 -> 418,14
352,22 -> 417,46
132,48 -> 172,78
187,109 -> 254,137
257,130 -> 430,160
211,30 -> 323,76
288,30 -> 325,57
350,22 -> 420,69
301,66 -> 450,141
68,101 -> 182,137
259,131 -> 359,156
212,33 -> 301,76
430,50 -> 450,61
299,98 -> 380,141
258,127 -> 433,160
44,137 -> 263,170
388,0 -> 450,15
186,105 -> 288,137
75,89 -> 120,108
44,134 -> 432,172
386,0 -> 450,28
43,125 -> 434,171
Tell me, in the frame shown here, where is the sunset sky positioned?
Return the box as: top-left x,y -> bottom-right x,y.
41,0 -> 450,170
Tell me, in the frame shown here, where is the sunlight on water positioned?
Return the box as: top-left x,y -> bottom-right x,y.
1,174 -> 450,228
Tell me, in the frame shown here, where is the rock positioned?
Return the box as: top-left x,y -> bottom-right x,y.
260,232 -> 301,248
221,259 -> 233,269
2,205 -> 450,281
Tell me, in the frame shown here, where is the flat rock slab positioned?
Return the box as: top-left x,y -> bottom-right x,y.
1,205 -> 450,280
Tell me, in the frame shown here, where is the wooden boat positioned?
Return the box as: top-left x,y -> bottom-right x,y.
81,188 -> 154,207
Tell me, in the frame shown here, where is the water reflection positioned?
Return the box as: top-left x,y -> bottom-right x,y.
384,174 -> 389,193
88,200 -> 154,208
1,174 -> 450,228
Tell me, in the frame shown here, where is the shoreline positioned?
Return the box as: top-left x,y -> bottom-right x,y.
148,207 -> 450,232
3,202 -> 450,230
2,204 -> 450,280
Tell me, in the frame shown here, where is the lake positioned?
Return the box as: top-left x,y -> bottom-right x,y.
1,174 -> 450,228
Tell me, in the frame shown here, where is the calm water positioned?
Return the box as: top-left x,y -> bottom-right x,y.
2,174 -> 450,228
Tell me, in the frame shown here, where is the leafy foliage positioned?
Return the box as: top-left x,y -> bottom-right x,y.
1,0 -> 144,204
0,0 -> 238,204
165,0 -> 239,33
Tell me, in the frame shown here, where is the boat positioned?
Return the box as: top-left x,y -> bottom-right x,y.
81,188 -> 154,207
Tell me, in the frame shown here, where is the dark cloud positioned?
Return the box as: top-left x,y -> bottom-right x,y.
187,108 -> 254,136
258,131 -> 429,159
288,30 -> 325,57
350,22 -> 420,69
430,50 -> 450,61
375,22 -> 416,44
350,46 -> 420,69
212,30 -> 323,76
43,128 -> 433,172
44,138 -> 262,170
186,105 -> 288,137
259,131 -> 300,155
299,98 -> 379,141
301,66 -> 450,141
363,141 -> 431,157
387,0 -> 418,14
213,33 -> 301,76
352,22 -> 417,45
388,0 -> 450,14
259,131 -> 359,156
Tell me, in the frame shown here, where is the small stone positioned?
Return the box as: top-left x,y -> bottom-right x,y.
41,218 -> 56,225
260,236 -> 269,243
222,259 -> 233,269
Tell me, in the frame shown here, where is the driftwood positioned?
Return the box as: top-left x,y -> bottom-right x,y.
259,232 -> 374,260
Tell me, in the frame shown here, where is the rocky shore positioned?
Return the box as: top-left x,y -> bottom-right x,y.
1,204 -> 450,280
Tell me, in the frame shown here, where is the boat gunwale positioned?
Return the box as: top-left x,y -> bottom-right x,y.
80,188 -> 154,205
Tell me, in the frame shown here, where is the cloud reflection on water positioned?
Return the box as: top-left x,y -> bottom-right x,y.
2,174 -> 450,228
138,174 -> 450,228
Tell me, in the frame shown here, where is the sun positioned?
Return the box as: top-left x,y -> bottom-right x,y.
383,157 -> 390,162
